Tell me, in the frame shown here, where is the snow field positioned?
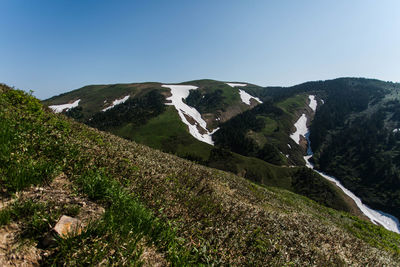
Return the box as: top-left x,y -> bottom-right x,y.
49,99 -> 81,113
162,84 -> 217,145
308,95 -> 317,111
238,89 -> 263,105
225,82 -> 263,105
102,95 -> 130,112
290,114 -> 308,144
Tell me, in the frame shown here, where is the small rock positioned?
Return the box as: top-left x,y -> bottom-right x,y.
53,215 -> 82,238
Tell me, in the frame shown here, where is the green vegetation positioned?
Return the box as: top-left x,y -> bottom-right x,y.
115,106 -> 212,162
46,169 -> 196,265
213,94 -> 309,165
276,94 -> 308,114
0,89 -> 70,193
87,90 -> 166,130
185,89 -> 225,113
43,82 -> 166,121
2,84 -> 400,265
183,79 -> 243,108
306,79 -> 400,219
42,79 -> 359,215
0,85 -> 194,265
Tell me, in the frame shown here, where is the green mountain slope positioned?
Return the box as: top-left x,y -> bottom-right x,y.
2,84 -> 400,265
43,80 -> 358,215
235,77 -> 400,220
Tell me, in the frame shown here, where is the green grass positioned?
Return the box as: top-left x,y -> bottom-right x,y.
243,94 -> 310,165
115,106 -> 212,161
3,84 -> 400,265
0,198 -> 81,242
346,216 -> 400,255
42,82 -> 167,121
182,79 -> 242,107
277,94 -> 308,114
45,168 -> 198,266
0,90 -> 66,193
259,116 -> 279,135
1,85 -> 196,265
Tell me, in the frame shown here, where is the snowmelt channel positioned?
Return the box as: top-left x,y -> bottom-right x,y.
162,84 -> 218,145
296,95 -> 400,233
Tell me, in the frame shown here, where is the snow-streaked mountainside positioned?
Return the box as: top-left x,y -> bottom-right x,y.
49,99 -> 81,113
162,84 -> 218,145
225,82 -> 263,105
42,77 -> 400,232
297,95 -> 400,233
102,95 -> 130,111
290,95 -> 316,144
43,79 -> 264,146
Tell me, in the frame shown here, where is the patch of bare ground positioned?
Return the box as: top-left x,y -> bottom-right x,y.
219,104 -> 247,123
0,173 -> 105,266
19,173 -> 104,225
182,112 -> 208,134
139,240 -> 169,267
0,223 -> 41,266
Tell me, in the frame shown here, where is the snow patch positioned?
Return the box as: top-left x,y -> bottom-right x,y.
299,95 -> 400,233
226,82 -> 247,87
49,99 -> 81,113
290,114 -> 308,144
162,84 -> 217,145
102,95 -> 130,112
308,95 -> 317,112
238,89 -> 263,105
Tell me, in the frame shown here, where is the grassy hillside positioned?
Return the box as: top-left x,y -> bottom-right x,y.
2,84 -> 400,265
108,102 -> 355,214
42,80 -> 356,214
42,82 -> 168,121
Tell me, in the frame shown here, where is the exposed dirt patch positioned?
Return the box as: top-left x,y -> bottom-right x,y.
0,223 -> 41,266
0,173 -> 105,266
219,104 -> 247,123
19,173 -> 104,225
182,112 -> 208,135
139,240 -> 169,267
249,98 -> 261,107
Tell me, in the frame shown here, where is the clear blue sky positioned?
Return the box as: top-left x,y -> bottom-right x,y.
1,0 -> 399,99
